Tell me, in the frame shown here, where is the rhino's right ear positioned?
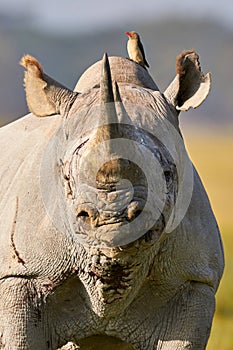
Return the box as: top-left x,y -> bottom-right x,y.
164,50 -> 211,113
20,55 -> 78,117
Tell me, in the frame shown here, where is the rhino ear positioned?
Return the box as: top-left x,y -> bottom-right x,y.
20,55 -> 78,117
164,50 -> 211,112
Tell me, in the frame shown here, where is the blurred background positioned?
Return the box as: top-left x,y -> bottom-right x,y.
0,0 -> 232,348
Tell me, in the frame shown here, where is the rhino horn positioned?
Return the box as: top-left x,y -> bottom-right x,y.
94,53 -> 121,143
87,54 -> 142,188
113,80 -> 132,124
100,52 -> 115,105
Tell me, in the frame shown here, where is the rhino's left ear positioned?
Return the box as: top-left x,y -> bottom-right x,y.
164,50 -> 211,112
20,55 -> 78,117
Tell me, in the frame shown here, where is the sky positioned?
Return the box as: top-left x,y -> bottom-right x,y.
1,0 -> 233,34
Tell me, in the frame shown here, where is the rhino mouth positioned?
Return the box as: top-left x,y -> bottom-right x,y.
77,214 -> 164,306
87,260 -> 131,291
84,226 -> 161,285
75,199 -> 166,249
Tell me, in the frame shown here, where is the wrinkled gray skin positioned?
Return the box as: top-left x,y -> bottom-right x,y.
0,51 -> 224,350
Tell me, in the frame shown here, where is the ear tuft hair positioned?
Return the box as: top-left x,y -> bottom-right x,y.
164,49 -> 211,113
20,55 -> 44,79
176,49 -> 198,76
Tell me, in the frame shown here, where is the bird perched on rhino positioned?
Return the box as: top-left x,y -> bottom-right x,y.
125,31 -> 149,69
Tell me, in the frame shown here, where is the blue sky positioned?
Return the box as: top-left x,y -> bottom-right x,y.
1,0 -> 233,34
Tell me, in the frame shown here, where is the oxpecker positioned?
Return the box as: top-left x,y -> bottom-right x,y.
125,31 -> 149,68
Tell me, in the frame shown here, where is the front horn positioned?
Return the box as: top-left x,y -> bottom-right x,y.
94,53 -> 121,143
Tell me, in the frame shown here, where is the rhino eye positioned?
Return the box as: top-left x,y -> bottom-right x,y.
164,170 -> 173,184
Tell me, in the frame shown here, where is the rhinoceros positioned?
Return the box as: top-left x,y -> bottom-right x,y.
0,50 -> 224,350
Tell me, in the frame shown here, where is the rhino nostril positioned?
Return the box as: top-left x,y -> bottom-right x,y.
77,210 -> 90,218
76,206 -> 98,223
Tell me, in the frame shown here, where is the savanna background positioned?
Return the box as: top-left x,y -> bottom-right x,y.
0,1 -> 232,348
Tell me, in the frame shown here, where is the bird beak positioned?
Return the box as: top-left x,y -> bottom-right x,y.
125,31 -> 131,37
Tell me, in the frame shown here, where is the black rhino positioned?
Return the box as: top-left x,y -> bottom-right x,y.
0,50 -> 224,350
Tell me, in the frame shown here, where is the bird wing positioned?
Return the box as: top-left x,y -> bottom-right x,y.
138,39 -> 149,68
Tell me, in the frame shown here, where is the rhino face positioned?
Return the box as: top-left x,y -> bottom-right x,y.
20,51 -> 210,316
61,118 -> 178,248
58,56 -> 180,250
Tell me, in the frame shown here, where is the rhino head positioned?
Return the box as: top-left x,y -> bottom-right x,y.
20,51 -> 211,316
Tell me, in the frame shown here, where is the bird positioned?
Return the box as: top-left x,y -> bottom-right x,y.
125,31 -> 149,68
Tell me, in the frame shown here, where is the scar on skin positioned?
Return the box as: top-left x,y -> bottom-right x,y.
10,196 -> 25,266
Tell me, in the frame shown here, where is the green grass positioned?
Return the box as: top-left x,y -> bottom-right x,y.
183,129 -> 233,349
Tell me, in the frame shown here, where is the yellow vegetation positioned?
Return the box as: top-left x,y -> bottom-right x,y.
182,126 -> 233,350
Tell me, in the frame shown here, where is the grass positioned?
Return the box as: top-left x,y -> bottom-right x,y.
182,127 -> 233,350
208,226 -> 233,350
